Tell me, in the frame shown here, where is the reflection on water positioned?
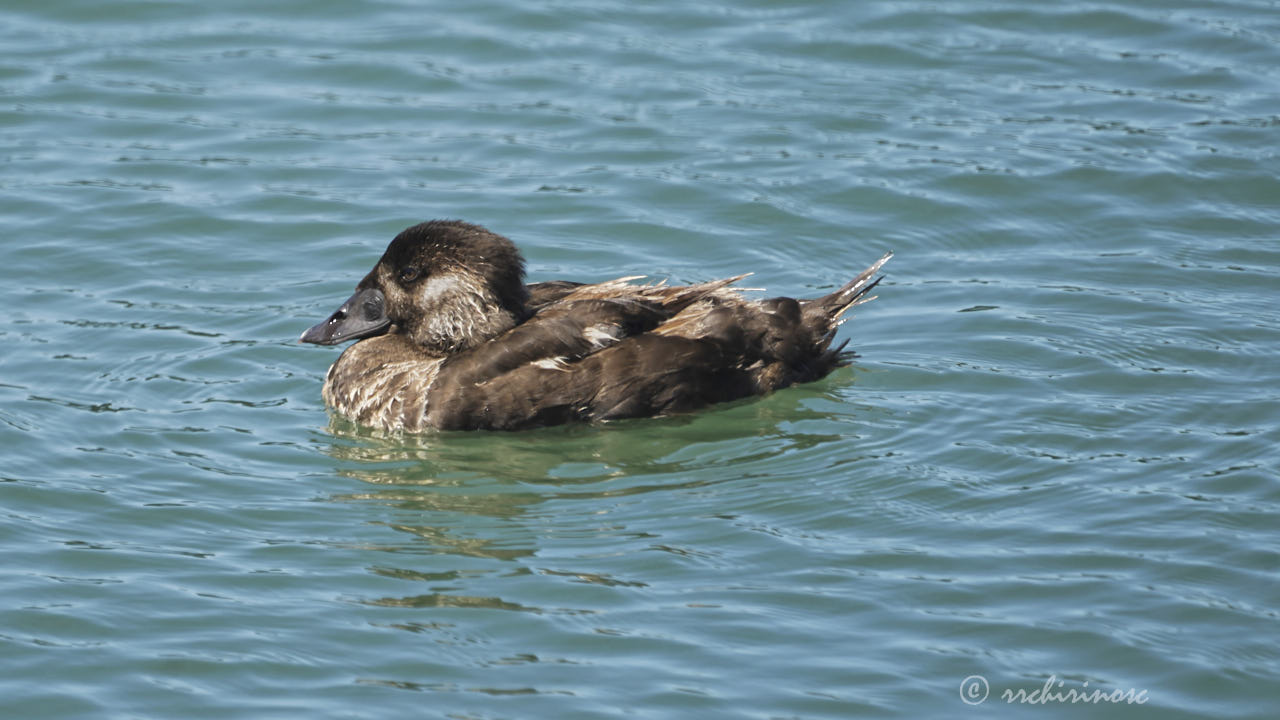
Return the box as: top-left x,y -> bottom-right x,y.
319,379 -> 871,618
363,593 -> 540,613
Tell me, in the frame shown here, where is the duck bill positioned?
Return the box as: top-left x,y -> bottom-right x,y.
299,287 -> 391,345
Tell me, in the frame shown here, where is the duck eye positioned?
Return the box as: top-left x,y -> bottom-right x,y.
399,266 -> 421,283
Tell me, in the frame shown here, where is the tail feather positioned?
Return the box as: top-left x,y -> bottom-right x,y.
804,251 -> 892,325
797,251 -> 892,369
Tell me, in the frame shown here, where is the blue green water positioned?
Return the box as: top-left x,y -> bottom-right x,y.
3,1 -> 1278,717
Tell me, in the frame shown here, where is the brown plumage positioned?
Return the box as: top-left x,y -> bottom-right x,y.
300,220 -> 890,431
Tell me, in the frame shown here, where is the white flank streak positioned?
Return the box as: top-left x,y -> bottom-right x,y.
582,324 -> 617,349
532,356 -> 570,371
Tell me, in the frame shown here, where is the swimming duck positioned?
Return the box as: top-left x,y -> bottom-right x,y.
300,220 -> 890,431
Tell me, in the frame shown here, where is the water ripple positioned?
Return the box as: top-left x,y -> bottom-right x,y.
2,0 -> 1278,717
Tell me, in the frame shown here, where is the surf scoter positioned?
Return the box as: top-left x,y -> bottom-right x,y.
300,220 -> 890,431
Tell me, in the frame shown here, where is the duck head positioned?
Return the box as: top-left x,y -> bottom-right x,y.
300,220 -> 529,354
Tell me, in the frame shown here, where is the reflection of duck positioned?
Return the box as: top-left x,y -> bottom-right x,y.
301,220 -> 890,431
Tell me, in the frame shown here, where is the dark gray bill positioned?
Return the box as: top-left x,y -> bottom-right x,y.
299,287 -> 390,345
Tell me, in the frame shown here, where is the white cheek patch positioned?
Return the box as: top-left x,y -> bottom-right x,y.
416,273 -> 492,345
418,273 -> 466,302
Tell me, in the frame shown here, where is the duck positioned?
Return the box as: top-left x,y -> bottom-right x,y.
300,220 -> 890,432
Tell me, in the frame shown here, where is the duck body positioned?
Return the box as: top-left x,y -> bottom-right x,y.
301,220 -> 890,432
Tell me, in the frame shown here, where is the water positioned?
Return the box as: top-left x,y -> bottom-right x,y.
2,1 -> 1278,717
